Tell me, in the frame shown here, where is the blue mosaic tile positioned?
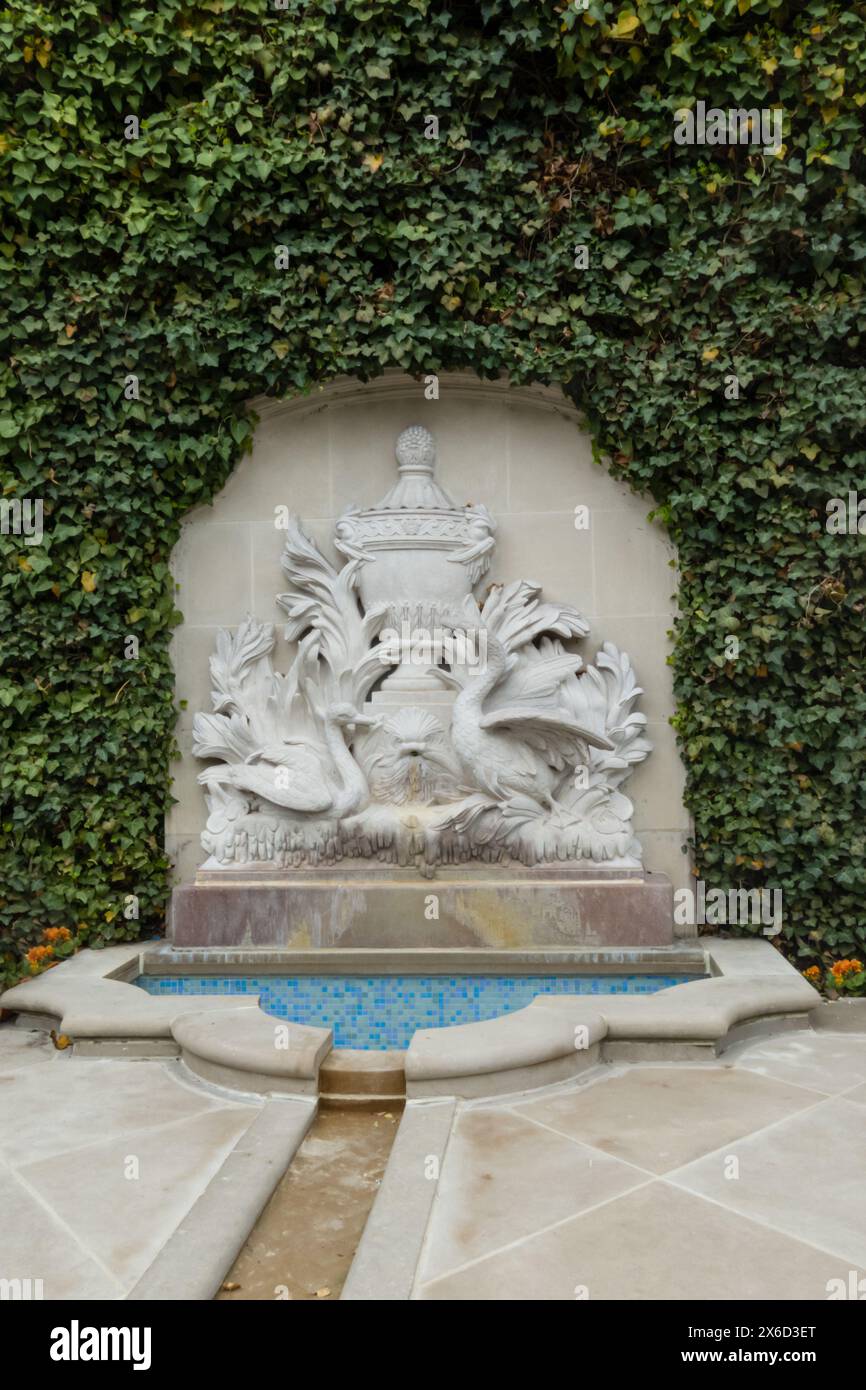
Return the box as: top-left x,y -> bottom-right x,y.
136,973 -> 694,1050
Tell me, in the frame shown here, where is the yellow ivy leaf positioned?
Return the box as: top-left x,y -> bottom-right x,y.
705,180 -> 717,194
607,14 -> 640,40
36,45 -> 51,69
81,570 -> 97,592
362,152 -> 384,173
702,347 -> 719,362
65,323 -> 76,338
737,0 -> 750,13
22,45 -> 33,62
800,443 -> 819,460
18,554 -> 32,572
760,58 -> 778,75
440,294 -> 462,312
271,340 -> 289,359
854,93 -> 866,107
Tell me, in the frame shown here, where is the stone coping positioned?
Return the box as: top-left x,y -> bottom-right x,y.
341,1098 -> 457,1302
141,943 -> 706,976
0,943 -> 331,1098
194,862 -> 650,882
128,1096 -> 316,1301
173,1007 -> 330,1097
0,937 -> 822,1101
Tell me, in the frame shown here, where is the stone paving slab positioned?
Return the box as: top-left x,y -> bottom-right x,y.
0,1052 -> 246,1168
416,1183 -> 863,1301
20,1106 -> 256,1288
0,1023 -> 264,1299
419,1106 -> 646,1282
0,1167 -> 123,1301
404,1029 -> 866,1300
672,1095 -> 866,1270
0,1026 -> 56,1070
513,1064 -> 823,1174
724,1029 -> 866,1096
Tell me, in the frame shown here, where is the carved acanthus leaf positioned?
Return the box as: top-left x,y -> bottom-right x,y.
481,580 -> 590,650
559,641 -> 653,787
276,517 -> 388,709
195,616 -> 282,763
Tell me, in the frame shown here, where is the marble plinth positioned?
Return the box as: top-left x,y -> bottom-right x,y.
170,865 -> 674,950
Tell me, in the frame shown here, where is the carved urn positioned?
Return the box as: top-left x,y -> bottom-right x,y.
335,426 -> 496,698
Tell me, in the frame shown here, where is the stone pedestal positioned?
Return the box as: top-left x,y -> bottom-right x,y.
170,864 -> 674,950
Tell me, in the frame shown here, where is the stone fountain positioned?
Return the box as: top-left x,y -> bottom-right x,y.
171,426 -> 673,948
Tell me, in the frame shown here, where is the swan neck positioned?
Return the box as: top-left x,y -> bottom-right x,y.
324,716 -> 367,806
465,636 -> 506,705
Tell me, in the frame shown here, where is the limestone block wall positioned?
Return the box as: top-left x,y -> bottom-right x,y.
167,372 -> 691,893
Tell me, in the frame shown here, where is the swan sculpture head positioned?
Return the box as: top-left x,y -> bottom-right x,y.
325,702 -> 381,735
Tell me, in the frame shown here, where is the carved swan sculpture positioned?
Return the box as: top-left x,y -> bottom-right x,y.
197,702 -> 380,818
429,633 -> 614,808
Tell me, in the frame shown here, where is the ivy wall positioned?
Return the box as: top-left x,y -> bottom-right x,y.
1,0 -> 864,986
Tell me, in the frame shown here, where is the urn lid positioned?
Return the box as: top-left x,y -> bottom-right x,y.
335,426 -> 496,585
374,426 -> 457,512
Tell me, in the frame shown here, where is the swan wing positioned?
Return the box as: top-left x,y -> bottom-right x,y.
479,706 -> 614,767
485,652 -> 583,708
232,758 -> 334,813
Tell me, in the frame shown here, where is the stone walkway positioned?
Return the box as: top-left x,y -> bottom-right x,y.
4,1022 -> 865,1301
412,1030 -> 866,1300
0,1024 -> 262,1299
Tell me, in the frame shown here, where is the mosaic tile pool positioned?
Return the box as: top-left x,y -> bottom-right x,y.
136,973 -> 694,1050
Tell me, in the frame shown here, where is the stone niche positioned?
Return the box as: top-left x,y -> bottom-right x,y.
167,372 -> 692,943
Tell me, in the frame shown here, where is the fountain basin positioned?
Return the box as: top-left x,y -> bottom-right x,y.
135,966 -> 695,1051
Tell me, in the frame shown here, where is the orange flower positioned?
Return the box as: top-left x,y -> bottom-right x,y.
25,945 -> 54,967
803,966 -> 821,983
43,927 -> 71,944
830,958 -> 863,980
